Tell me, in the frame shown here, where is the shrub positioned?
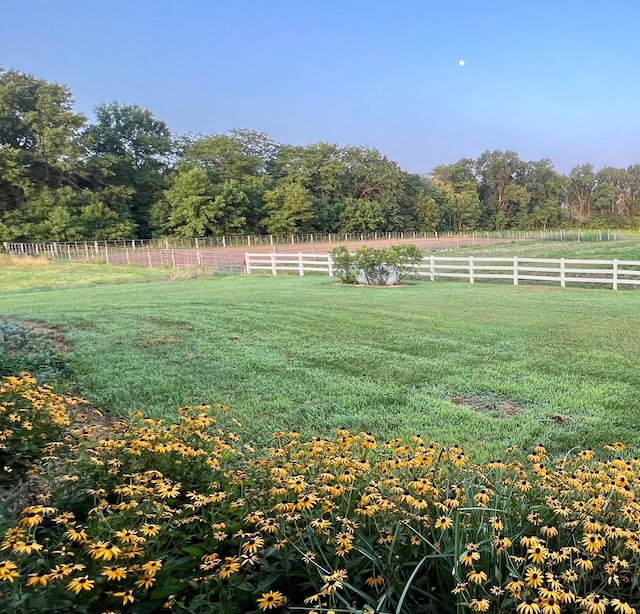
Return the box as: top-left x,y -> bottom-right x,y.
2,374 -> 640,613
0,319 -> 69,382
331,244 -> 423,285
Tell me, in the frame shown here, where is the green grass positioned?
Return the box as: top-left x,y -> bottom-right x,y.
0,260 -> 170,292
1,241 -> 639,458
429,236 -> 640,259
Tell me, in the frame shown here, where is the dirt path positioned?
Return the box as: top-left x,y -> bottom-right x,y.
104,236 -> 514,272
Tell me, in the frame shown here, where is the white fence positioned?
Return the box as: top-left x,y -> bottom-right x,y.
245,253 -> 640,290
245,253 -> 334,276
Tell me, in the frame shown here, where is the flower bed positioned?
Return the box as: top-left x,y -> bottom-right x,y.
1,374 -> 639,613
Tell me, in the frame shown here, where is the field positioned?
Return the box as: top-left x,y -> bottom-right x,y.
1,239 -> 639,458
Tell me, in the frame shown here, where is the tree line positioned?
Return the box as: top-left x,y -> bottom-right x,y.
1,67 -> 639,242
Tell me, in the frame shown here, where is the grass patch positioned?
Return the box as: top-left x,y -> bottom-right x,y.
0,260 -> 169,292
434,237 -> 640,260
0,245 -> 639,458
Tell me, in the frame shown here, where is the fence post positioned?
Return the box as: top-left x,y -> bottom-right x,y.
148,249 -> 152,268
430,255 -> 435,281
245,253 -> 251,275
613,259 -> 618,290
125,247 -> 130,265
298,253 -> 304,276
513,256 -> 518,286
469,256 -> 475,284
85,243 -> 89,261
328,254 -> 334,277
171,249 -> 176,269
560,258 -> 566,288
271,252 -> 277,276
197,249 -> 202,267
67,245 -> 72,261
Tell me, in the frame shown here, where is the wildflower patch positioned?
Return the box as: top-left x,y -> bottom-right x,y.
1,374 -> 640,613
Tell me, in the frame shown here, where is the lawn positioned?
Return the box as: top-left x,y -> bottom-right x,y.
1,241 -> 639,459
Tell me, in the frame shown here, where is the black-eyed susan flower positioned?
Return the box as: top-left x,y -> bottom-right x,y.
101,566 -> 128,581
87,541 -> 122,561
218,557 -> 240,580
435,516 -> 453,530
113,589 -> 135,605
365,575 -> 385,589
516,599 -> 541,614
0,559 -> 19,582
256,590 -> 286,610
524,566 -> 544,589
67,575 -> 95,594
579,593 -> 608,614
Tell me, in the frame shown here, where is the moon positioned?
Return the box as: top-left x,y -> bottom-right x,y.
458,60 -> 465,67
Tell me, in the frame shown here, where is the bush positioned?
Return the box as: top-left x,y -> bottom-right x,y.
2,374 -> 640,614
331,244 -> 423,285
0,319 -> 69,382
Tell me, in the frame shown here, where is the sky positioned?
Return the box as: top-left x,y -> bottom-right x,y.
3,0 -> 640,175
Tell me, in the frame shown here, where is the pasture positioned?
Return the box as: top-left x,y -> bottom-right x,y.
1,239 -> 639,458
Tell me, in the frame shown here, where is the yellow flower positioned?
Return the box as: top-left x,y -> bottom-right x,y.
101,566 -> 128,581
575,558 -> 594,571
539,525 -> 558,539
610,599 -> 636,614
25,572 -> 50,587
256,590 -> 286,610
0,560 -> 19,582
470,599 -> 490,612
64,527 -> 88,543
460,549 -> 481,567
141,559 -> 163,574
139,523 -> 161,538
516,600 -> 541,614
579,593 -> 608,614
492,534 -> 512,553
67,575 -> 95,594
582,533 -> 605,555
335,542 -> 353,557
12,540 -> 43,555
365,575 -> 385,589
113,589 -> 135,605
527,544 -> 549,564
241,536 -> 265,555
88,541 -> 122,561
135,572 -> 157,589
524,566 -> 544,589
218,557 -> 240,580
435,516 -> 454,530
467,570 -> 488,585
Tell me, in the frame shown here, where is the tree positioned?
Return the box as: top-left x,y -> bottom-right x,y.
476,150 -> 526,229
264,181 -> 314,234
84,102 -> 174,237
0,67 -> 86,211
521,159 -> 565,230
566,164 -> 596,225
0,185 -> 136,241
157,168 -> 220,237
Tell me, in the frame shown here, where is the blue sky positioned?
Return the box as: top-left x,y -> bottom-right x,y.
3,0 -> 640,174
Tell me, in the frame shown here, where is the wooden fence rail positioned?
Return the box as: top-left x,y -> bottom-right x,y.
244,253 -> 640,290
